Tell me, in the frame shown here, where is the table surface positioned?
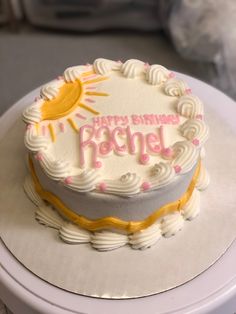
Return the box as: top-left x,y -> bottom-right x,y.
0,73 -> 236,314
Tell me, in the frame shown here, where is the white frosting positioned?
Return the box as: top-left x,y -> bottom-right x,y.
24,127 -> 50,152
36,205 -> 64,229
104,172 -> 142,196
93,58 -> 121,75
150,162 -> 175,188
196,163 -> 210,191
63,169 -> 100,192
182,188 -> 200,220
40,79 -> 64,100
161,212 -> 184,238
59,223 -> 91,244
129,222 -> 161,250
64,65 -> 86,82
146,65 -> 170,85
164,78 -> 188,96
121,59 -> 145,78
181,119 -> 209,146
38,151 -> 70,180
176,95 -> 204,118
91,231 -> 128,251
22,99 -> 43,124
172,141 -> 199,173
23,175 -> 44,206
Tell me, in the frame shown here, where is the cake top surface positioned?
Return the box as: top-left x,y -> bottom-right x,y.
23,58 -> 209,197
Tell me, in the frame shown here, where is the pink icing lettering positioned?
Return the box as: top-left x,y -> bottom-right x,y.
92,117 -> 101,127
131,115 -> 142,125
146,133 -> 161,153
159,125 -> 167,150
111,127 -> 127,153
126,126 -> 149,164
79,125 -> 98,168
144,114 -> 156,125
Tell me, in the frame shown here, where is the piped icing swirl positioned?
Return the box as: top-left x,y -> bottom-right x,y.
172,141 -> 199,173
182,188 -> 200,220
93,58 -> 121,75
24,126 -> 50,152
91,231 -> 128,251
103,172 -> 142,196
180,119 -> 209,146
196,163 -> 210,191
22,100 -> 43,124
161,212 -> 184,238
164,78 -> 188,96
40,80 -> 64,100
36,151 -> 70,180
121,59 -> 145,78
63,169 -> 100,192
150,162 -> 175,187
63,65 -> 86,82
146,65 -> 170,85
176,95 -> 204,118
129,222 -> 161,250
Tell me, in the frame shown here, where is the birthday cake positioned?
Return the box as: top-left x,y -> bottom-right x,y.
23,58 -> 210,251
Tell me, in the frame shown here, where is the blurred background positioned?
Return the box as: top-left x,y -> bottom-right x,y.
0,0 -> 236,117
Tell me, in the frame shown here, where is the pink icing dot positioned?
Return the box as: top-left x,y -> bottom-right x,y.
192,138 -> 200,146
174,165 -> 182,173
94,161 -> 102,169
26,124 -> 32,130
57,76 -> 63,80
141,182 -> 151,191
196,114 -> 203,120
116,60 -> 123,64
144,62 -> 150,69
35,152 -> 43,161
162,147 -> 174,158
140,154 -> 150,165
98,182 -> 107,192
185,88 -> 192,95
168,72 -> 175,78
34,96 -> 40,102
64,176 -> 72,185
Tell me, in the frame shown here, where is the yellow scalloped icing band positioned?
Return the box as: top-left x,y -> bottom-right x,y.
29,157 -> 201,233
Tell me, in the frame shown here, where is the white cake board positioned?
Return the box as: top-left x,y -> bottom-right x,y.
0,73 -> 236,312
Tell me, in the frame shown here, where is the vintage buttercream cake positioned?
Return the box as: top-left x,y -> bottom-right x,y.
23,58 -> 210,251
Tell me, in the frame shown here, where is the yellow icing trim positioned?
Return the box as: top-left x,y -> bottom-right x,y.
81,70 -> 95,77
78,103 -> 99,115
83,77 -> 108,85
29,157 -> 201,233
85,91 -> 109,96
67,118 -> 79,132
48,123 -> 56,142
41,80 -> 83,121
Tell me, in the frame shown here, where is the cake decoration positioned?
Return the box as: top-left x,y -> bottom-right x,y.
23,58 -> 210,250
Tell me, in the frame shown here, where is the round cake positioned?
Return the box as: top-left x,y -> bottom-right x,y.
23,58 -> 210,251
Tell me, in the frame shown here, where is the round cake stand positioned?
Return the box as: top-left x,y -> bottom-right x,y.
1,73 -> 236,314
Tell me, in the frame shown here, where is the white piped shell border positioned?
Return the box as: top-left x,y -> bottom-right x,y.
24,163 -> 209,251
